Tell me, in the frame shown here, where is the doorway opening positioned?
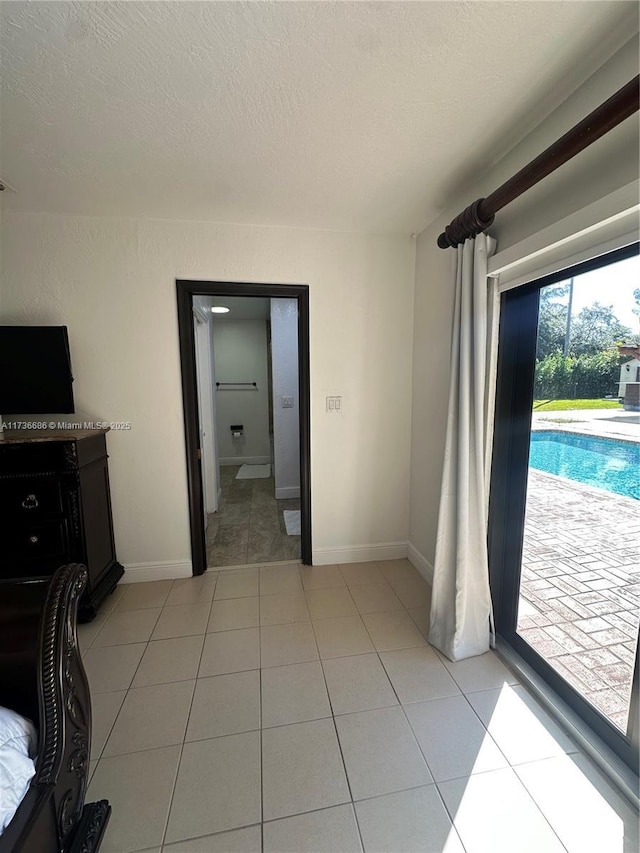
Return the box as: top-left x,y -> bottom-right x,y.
177,281 -> 311,573
489,243 -> 639,774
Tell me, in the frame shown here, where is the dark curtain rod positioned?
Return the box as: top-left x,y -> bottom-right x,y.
437,75 -> 640,249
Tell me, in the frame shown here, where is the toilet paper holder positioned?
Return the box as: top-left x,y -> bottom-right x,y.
230,424 -> 244,439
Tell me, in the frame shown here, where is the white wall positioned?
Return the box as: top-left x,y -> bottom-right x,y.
0,214 -> 415,571
271,297 -> 300,500
409,34 -> 640,568
213,319 -> 271,465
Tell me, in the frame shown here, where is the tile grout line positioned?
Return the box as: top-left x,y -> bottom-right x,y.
88,583 -> 176,849
365,646 -> 443,799
304,574 -> 366,851
300,580 -> 355,788
83,588 -> 122,649
244,477 -> 252,565
427,660 -> 576,853
330,569 -> 491,819
162,824 -> 263,850
88,584 -> 172,764
159,586 -> 215,849
90,694 -> 125,764
428,780 -> 472,853
455,685 -> 577,851
258,575 -> 264,850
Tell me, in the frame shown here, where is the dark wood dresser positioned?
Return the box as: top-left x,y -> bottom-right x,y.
0,428 -> 124,620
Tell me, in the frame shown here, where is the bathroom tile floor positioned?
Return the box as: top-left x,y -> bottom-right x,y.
206,465 -> 301,568
80,560 -> 638,853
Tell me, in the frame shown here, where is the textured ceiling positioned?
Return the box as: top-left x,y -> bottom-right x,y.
0,1 -> 636,233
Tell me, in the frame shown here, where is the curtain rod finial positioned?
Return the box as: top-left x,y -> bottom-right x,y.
435,76 -> 638,250
437,199 -> 493,249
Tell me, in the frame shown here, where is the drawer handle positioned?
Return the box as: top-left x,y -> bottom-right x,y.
21,494 -> 39,510
28,535 -> 39,545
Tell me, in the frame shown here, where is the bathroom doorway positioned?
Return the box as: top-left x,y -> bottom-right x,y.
177,281 -> 311,574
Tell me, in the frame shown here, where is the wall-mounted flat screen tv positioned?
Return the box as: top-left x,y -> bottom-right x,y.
0,326 -> 75,414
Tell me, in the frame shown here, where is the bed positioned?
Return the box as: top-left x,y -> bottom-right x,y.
0,563 -> 111,853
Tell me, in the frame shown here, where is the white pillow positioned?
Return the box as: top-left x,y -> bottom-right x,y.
0,745 -> 36,834
0,707 -> 37,759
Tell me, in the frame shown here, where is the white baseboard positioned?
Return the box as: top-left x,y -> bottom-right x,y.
123,560 -> 192,583
313,542 -> 408,566
275,486 -> 300,500
220,456 -> 270,466
407,542 -> 434,585
122,547 -> 429,583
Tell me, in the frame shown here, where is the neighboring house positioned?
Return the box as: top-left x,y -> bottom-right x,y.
618,356 -> 640,399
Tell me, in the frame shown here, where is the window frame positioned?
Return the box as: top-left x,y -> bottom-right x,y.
488,241 -> 640,775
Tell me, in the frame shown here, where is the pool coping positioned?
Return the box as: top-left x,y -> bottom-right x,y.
526,466 -> 640,509
531,425 -> 640,447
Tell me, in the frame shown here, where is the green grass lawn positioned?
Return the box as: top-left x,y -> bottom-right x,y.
532,399 -> 622,411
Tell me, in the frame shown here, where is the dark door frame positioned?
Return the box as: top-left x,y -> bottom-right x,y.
176,280 -> 312,573
488,241 -> 640,774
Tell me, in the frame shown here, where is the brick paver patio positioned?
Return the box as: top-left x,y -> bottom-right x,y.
518,468 -> 640,731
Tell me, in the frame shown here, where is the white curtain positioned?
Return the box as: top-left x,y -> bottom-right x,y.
428,233 -> 499,662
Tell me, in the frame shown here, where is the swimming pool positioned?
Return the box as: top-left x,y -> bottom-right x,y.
529,431 -> 640,500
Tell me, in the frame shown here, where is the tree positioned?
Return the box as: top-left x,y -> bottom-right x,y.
568,302 -> 631,357
536,283 -> 570,359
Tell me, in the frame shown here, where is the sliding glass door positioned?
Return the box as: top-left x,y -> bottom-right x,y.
489,243 -> 639,773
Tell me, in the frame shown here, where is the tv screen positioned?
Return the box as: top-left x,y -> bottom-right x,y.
0,326 -> 74,415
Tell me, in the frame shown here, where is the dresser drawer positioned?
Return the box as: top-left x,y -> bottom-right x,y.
0,479 -> 64,518
0,431 -> 124,620
5,520 -> 70,565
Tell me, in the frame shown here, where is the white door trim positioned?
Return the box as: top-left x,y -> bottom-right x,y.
193,311 -> 218,515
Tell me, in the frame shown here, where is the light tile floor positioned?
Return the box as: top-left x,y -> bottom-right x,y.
79,561 -> 638,853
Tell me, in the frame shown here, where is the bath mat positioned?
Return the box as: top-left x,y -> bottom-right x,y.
283,509 -> 301,536
236,464 -> 271,480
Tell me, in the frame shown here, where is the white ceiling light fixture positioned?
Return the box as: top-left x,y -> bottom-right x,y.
211,306 -> 230,314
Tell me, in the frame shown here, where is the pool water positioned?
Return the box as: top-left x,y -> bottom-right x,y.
529,431 -> 640,500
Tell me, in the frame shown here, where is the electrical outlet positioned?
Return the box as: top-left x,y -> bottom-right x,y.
326,395 -> 342,413
281,396 -> 294,408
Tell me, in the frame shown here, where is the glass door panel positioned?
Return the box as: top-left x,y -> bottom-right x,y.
490,245 -> 640,772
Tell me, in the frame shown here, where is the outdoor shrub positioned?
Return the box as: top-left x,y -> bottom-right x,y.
534,348 -> 621,400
